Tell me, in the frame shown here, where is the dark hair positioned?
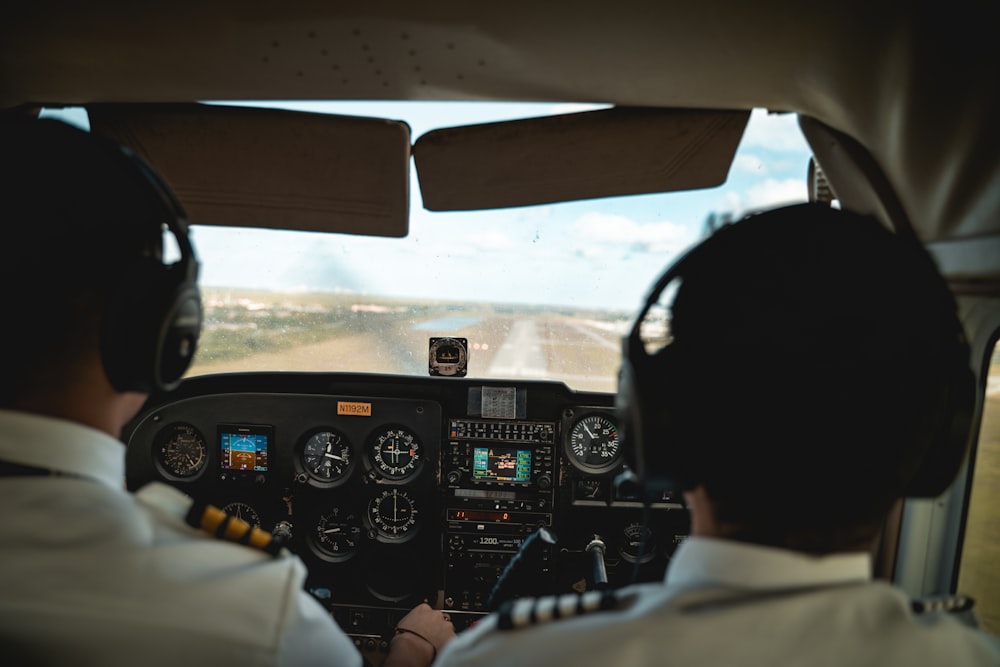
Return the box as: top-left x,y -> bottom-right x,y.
0,119 -> 164,404
661,204 -> 968,552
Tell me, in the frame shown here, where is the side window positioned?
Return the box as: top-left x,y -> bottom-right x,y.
958,338 -> 1000,634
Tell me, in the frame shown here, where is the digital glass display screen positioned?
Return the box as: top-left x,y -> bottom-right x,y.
472,446 -> 532,483
219,425 -> 271,472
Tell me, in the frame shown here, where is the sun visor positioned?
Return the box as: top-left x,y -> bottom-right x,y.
88,103 -> 411,237
413,107 -> 749,211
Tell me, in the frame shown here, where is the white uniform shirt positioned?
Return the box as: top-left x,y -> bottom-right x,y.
0,409 -> 359,666
437,536 -> 1000,667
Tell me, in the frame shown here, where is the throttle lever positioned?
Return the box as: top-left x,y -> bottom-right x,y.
586,537 -> 609,589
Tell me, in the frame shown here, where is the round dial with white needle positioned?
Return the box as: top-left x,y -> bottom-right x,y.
368,489 -> 419,541
368,426 -> 422,479
566,413 -> 623,473
221,501 -> 262,528
311,507 -> 362,562
300,429 -> 353,484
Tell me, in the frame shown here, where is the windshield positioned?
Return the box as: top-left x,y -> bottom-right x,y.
47,103 -> 812,393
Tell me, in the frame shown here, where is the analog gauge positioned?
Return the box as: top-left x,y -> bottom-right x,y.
221,501 -> 261,528
620,522 -> 656,564
567,413 -> 622,473
300,429 -> 353,484
310,507 -> 362,562
369,426 -> 422,479
154,423 -> 208,479
429,336 -> 468,377
368,489 -> 419,541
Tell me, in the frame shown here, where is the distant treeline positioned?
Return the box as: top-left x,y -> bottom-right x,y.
194,287 -> 629,364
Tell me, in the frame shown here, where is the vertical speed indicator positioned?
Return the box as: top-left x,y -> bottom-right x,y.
311,507 -> 362,562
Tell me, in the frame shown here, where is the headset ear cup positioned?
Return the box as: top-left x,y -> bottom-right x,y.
101,258 -> 201,392
617,334 -> 690,498
616,355 -> 646,477
903,336 -> 976,497
154,274 -> 202,390
101,258 -> 158,392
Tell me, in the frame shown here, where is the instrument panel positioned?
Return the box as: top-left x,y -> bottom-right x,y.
124,373 -> 690,657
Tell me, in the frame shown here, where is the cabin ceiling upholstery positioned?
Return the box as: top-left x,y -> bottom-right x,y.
2,1 -> 998,248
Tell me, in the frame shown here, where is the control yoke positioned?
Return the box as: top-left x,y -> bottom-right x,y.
486,527 -> 558,610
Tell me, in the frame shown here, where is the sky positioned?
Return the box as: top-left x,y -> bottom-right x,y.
43,103 -> 812,313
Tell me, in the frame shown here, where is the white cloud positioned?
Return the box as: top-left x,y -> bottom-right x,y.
467,230 -> 515,251
722,178 -> 809,215
721,190 -> 744,214
516,205 -> 555,223
745,178 -> 809,209
740,109 -> 810,152
573,211 -> 637,241
732,153 -> 767,176
573,212 -> 693,254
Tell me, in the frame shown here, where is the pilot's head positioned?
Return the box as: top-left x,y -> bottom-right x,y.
0,119 -> 201,406
618,203 -> 974,552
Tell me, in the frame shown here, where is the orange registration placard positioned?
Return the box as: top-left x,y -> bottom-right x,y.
337,401 -> 372,417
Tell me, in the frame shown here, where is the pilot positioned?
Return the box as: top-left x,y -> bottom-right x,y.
0,119 -> 454,666
435,203 -> 1000,666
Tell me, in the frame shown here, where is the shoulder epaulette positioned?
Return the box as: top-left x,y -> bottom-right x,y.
912,594 -> 981,629
496,589 -> 620,630
184,499 -> 287,557
911,594 -> 975,615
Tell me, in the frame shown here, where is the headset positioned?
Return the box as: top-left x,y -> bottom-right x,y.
99,145 -> 202,393
615,203 -> 976,503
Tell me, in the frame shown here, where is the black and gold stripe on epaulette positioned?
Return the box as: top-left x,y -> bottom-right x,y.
911,594 -> 975,615
496,590 -> 620,630
911,594 -> 984,629
184,499 -> 286,556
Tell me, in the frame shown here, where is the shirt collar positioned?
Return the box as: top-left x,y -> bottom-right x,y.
666,535 -> 872,591
0,409 -> 126,490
